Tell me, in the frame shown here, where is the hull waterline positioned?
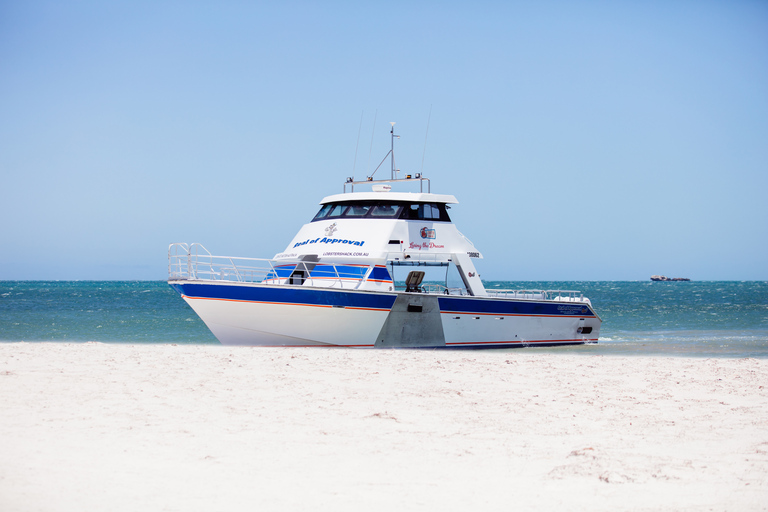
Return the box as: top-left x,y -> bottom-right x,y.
171,280 -> 601,348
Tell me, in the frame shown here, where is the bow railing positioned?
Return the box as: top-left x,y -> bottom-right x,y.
168,243 -> 376,289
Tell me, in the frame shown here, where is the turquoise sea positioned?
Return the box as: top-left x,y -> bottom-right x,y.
1,281 -> 766,358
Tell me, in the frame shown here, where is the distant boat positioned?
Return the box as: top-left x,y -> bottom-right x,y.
651,275 -> 691,282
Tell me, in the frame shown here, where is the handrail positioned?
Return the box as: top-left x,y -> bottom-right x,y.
169,243 -> 589,302
486,289 -> 586,301
168,243 -> 190,279
419,284 -> 468,296
168,243 -> 375,289
343,176 -> 431,193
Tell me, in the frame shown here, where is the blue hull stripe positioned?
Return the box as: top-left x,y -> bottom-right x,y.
170,282 -> 596,318
170,282 -> 397,310
438,296 -> 597,318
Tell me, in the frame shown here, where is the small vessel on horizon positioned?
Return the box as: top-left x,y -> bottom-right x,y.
651,275 -> 691,282
167,125 -> 602,347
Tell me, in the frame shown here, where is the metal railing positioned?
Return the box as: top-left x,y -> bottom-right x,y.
169,243 -> 271,282
169,244 -> 588,302
343,176 -> 431,193
392,283 -> 469,296
168,243 -> 376,289
485,289 -> 586,301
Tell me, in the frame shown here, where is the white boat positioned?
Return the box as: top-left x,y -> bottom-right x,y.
168,127 -> 601,347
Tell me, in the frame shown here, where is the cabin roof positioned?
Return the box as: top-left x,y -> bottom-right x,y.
320,191 -> 458,205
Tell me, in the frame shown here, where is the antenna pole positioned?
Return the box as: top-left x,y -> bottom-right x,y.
421,105 -> 432,173
390,122 -> 398,180
390,122 -> 394,179
366,110 -> 377,178
352,111 -> 364,181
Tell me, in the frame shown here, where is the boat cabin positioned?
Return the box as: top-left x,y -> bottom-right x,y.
272,185 -> 486,296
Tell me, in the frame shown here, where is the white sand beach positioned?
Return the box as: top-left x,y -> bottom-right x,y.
1,343 -> 766,511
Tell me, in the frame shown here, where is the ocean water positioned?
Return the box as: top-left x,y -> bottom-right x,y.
0,281 -> 766,358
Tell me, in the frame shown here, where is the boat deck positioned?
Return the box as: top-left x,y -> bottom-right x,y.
169,243 -> 590,303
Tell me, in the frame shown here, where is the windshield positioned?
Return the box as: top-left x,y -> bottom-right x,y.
312,201 -> 450,222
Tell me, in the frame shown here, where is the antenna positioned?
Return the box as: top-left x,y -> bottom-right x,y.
421,105 -> 432,173
351,111 -> 364,181
390,122 -> 400,180
366,110 -> 377,177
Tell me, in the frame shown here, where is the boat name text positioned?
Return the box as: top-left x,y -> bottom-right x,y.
294,237 -> 365,248
409,241 -> 446,250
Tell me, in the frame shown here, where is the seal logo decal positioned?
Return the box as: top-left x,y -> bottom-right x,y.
420,227 -> 436,239
325,222 -> 338,237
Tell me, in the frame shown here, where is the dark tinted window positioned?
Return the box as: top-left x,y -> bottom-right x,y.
345,205 -> 372,217
370,204 -> 401,217
398,203 -> 451,221
326,204 -> 348,218
311,201 -> 450,222
312,204 -> 334,221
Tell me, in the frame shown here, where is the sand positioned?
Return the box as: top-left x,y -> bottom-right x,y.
0,343 -> 766,511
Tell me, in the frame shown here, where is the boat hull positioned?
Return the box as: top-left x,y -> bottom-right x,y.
170,280 -> 601,348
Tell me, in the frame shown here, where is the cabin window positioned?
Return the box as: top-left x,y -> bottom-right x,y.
398,203 -> 450,221
423,204 -> 441,219
311,201 -> 450,222
326,204 -> 348,218
370,204 -> 401,217
312,204 -> 334,221
345,205 -> 372,217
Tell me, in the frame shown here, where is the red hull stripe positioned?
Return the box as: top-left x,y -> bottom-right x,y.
274,345 -> 376,348
183,296 -> 596,318
446,339 -> 598,345
441,311 -> 596,319
182,294 -> 391,312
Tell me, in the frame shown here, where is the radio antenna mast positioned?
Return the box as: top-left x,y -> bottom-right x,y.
351,111 -> 364,181
421,105 -> 432,173
366,110 -> 377,176
390,122 -> 400,179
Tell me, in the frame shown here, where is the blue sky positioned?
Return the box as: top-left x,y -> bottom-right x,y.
1,0 -> 766,280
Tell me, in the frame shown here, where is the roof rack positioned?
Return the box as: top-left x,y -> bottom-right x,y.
344,121 -> 432,193
343,175 -> 431,194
